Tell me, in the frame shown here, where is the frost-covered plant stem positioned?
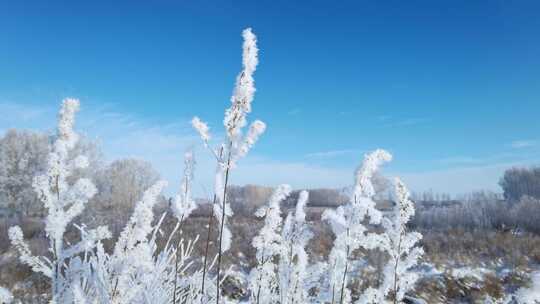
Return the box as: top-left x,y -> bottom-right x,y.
360,178 -> 423,304
249,184 -> 291,304
200,198 -> 214,300
215,147 -> 232,304
338,196 -> 359,304
279,190 -> 312,304
172,216 -> 185,304
171,213 -> 193,304
8,98 -> 109,303
200,147 -> 223,301
384,178 -> 423,304
339,228 -> 350,304
255,251 -> 268,304
172,216 -> 186,302
192,28 -> 262,304
323,149 -> 392,304
392,238 -> 401,304
171,151 -> 197,304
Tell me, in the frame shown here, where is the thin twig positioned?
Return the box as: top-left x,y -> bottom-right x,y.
200,196 -> 215,301
172,215 -> 185,304
216,147 -> 232,304
201,147 -> 224,302
339,228 -> 350,304
393,231 -> 403,304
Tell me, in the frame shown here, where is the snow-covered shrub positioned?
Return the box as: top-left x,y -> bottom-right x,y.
100,181 -> 168,303
248,187 -> 316,304
359,178 -> 424,304
278,190 -> 313,304
322,149 -> 392,303
249,184 -> 291,304
8,98 -> 111,303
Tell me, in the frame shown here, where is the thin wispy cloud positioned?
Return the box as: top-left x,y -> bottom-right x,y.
376,115 -> 430,128
383,117 -> 430,128
396,163 -> 510,195
287,108 -> 301,115
438,156 -> 480,165
304,149 -> 358,159
438,151 -> 540,167
1,100 -> 539,196
0,100 -> 200,194
510,140 -> 537,149
398,154 -> 540,195
377,115 -> 392,121
0,101 -> 54,127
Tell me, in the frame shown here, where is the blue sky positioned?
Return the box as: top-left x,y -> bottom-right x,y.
0,0 -> 539,196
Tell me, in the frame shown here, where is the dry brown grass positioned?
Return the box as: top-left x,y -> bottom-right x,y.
2,207 -> 540,302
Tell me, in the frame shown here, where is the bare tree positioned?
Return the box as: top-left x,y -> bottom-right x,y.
90,158 -> 160,235
0,129 -> 103,217
500,167 -> 540,203
0,129 -> 48,215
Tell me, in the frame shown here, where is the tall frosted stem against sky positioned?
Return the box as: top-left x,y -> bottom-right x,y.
191,27 -> 265,303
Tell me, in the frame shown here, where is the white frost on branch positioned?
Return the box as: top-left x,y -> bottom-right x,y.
249,184 -> 291,304
171,151 -> 197,222
114,180 -> 168,256
353,149 -> 392,199
213,161 -> 234,252
359,178 -> 424,304
191,28 -> 263,290
224,28 -> 259,139
35,98 -> 98,254
234,119 -> 266,161
322,149 -> 392,303
8,226 -> 52,277
104,180 -> 169,303
9,98 -> 110,303
192,117 -> 211,144
279,190 -> 313,304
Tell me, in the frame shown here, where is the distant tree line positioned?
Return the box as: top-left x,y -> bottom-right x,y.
0,129 -> 161,235
2,128 -> 540,237
499,166 -> 540,202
